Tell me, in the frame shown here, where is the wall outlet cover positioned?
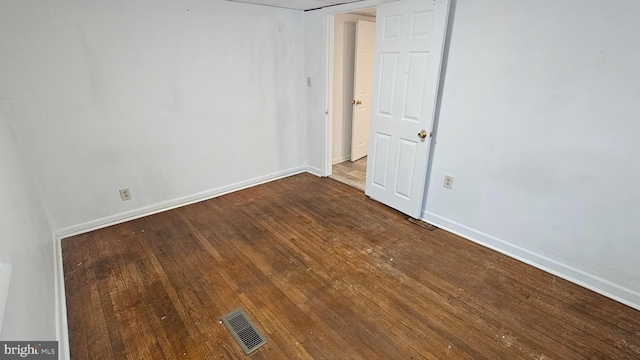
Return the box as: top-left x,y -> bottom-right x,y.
444,175 -> 454,189
119,188 -> 132,201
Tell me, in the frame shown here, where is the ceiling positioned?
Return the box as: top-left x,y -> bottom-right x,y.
228,0 -> 365,11
350,7 -> 376,16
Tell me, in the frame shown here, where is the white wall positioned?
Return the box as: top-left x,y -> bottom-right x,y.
331,14 -> 375,164
423,0 -> 640,308
0,0 -> 306,233
0,109 -> 56,340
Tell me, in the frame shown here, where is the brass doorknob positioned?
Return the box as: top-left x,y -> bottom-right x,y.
352,100 -> 362,105
418,129 -> 428,139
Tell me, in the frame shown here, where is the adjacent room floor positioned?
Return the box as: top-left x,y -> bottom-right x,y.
62,173 -> 640,359
330,156 -> 367,191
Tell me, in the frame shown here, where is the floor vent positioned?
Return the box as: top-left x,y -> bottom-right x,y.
221,308 -> 267,354
407,217 -> 438,231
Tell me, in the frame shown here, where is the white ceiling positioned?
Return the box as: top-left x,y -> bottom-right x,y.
350,7 -> 376,16
228,0 -> 365,11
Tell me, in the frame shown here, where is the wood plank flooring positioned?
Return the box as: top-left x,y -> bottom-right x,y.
331,157 -> 366,191
62,173 -> 640,359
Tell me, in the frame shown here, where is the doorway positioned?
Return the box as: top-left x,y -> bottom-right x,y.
329,8 -> 376,191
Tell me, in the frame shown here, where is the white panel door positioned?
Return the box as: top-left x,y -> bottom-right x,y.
365,0 -> 450,218
351,20 -> 375,161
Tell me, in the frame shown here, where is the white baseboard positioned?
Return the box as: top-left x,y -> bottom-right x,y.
56,166 -> 307,239
332,155 -> 350,164
421,210 -> 640,311
306,165 -> 324,177
54,233 -> 70,360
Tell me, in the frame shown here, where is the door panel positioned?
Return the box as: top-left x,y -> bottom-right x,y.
372,133 -> 391,189
365,0 -> 450,218
394,139 -> 417,199
402,52 -> 429,122
377,53 -> 398,117
412,10 -> 435,37
383,15 -> 402,39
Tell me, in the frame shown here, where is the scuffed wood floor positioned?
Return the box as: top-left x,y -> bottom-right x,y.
62,173 -> 640,359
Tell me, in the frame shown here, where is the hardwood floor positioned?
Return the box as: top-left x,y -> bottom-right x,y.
62,173 -> 640,359
331,157 -> 366,191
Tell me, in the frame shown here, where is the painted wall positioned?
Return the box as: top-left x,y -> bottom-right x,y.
0,0 -> 305,233
331,14 -> 376,164
423,0 -> 640,308
0,109 -> 55,340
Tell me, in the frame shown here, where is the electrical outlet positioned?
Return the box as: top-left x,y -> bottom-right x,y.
119,188 -> 131,201
443,175 -> 454,189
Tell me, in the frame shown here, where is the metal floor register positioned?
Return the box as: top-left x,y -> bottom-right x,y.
221,308 -> 268,354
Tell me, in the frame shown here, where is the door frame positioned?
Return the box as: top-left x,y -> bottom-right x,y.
324,0 -> 386,177
329,14 -> 376,166
321,0 -> 455,216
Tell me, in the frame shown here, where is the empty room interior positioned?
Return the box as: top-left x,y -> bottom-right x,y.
1,0 -> 640,358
